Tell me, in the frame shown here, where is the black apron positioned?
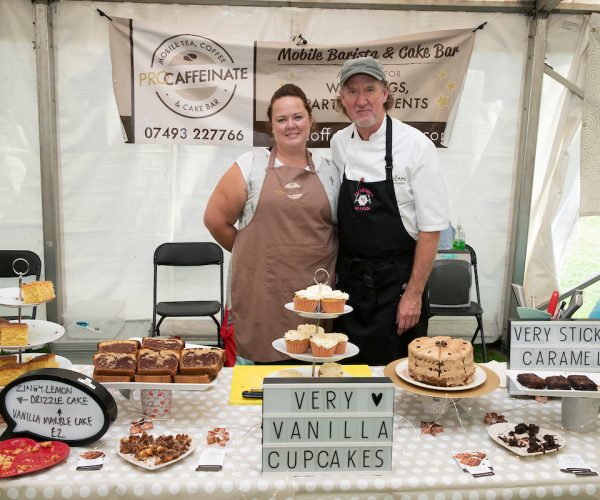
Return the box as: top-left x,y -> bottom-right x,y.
335,115 -> 429,365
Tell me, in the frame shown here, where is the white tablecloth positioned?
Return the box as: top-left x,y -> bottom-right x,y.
1,366 -> 600,499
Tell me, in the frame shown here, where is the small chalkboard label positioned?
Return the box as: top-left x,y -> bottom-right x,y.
509,320 -> 600,371
0,368 -> 117,445
262,377 -> 394,474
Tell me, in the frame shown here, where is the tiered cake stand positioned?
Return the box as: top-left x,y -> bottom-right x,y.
272,269 -> 358,376
0,258 -> 65,362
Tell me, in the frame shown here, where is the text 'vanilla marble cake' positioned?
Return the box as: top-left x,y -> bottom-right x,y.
408,336 -> 475,387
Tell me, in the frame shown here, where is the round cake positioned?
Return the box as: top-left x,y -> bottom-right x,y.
408,336 -> 475,387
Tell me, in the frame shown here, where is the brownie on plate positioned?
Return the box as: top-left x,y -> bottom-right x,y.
517,373 -> 546,389
545,375 -> 571,390
566,374 -> 597,391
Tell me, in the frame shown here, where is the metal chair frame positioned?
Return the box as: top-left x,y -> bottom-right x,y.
0,250 -> 42,320
427,243 -> 487,361
152,242 -> 224,346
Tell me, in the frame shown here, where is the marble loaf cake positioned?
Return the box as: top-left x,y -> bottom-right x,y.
141,337 -> 185,352
137,348 -> 180,375
179,348 -> 225,376
93,352 -> 137,376
408,336 -> 475,387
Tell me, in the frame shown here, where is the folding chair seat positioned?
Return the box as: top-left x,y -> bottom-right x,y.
427,244 -> 487,361
152,242 -> 224,346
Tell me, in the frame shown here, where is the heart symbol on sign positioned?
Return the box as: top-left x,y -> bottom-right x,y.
372,393 -> 383,407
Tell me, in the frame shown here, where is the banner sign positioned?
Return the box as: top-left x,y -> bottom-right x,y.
109,17 -> 475,147
508,320 -> 600,371
262,377 -> 394,474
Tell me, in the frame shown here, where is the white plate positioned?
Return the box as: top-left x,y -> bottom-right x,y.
284,302 -> 353,319
272,337 -> 359,363
507,369 -> 600,398
17,352 -> 72,370
488,422 -> 565,457
0,287 -> 47,307
395,359 -> 486,391
92,338 -> 219,391
0,320 -> 65,350
117,435 -> 196,470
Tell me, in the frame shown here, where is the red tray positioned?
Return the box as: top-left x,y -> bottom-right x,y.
0,438 -> 70,478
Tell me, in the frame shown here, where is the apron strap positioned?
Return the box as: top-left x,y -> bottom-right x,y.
384,114 -> 393,182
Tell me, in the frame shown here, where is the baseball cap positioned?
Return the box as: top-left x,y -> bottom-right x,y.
339,56 -> 385,86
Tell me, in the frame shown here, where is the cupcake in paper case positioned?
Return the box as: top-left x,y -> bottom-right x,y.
284,330 -> 311,354
310,333 -> 338,358
318,362 -> 344,377
328,333 -> 348,354
320,290 -> 349,313
293,284 -> 332,312
297,324 -> 325,337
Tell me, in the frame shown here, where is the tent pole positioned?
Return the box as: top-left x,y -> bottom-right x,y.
35,0 -> 63,324
502,11 -> 548,345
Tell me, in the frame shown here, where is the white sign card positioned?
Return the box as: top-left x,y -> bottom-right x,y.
509,320 -> 600,371
262,377 -> 394,474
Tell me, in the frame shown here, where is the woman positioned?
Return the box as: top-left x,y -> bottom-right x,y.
204,84 -> 339,363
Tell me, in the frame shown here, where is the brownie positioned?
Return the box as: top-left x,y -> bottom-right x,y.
517,373 -> 546,389
142,337 -> 185,352
545,375 -> 571,390
566,374 -> 598,391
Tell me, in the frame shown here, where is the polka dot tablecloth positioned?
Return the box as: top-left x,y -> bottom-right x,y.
1,366 -> 600,499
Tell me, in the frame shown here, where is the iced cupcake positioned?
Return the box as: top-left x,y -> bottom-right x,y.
310,333 -> 338,357
328,333 -> 348,354
318,362 -> 344,377
297,324 -> 325,337
284,330 -> 311,354
293,284 -> 332,312
320,290 -> 349,313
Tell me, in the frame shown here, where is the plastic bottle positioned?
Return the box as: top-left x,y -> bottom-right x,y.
452,221 -> 466,250
590,298 -> 600,319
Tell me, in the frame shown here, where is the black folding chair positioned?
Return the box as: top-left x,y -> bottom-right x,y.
0,250 -> 43,320
152,242 -> 224,346
427,244 -> 487,361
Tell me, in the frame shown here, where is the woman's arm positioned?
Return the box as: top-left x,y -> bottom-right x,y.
203,163 -> 247,252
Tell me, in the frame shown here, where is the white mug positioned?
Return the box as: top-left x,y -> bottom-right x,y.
130,389 -> 173,418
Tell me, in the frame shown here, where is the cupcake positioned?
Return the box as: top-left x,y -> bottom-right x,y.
328,333 -> 348,354
293,284 -> 332,312
284,330 -> 311,354
310,334 -> 338,357
318,362 -> 344,377
320,290 -> 349,313
297,324 -> 324,337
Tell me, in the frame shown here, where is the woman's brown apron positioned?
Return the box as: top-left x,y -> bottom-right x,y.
231,147 -> 337,362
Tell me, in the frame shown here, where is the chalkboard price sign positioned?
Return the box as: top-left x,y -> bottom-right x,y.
0,368 -> 117,445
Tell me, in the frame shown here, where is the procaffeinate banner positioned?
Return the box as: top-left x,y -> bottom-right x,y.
108,17 -> 475,147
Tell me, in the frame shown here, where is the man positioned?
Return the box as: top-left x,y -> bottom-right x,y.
331,56 -> 449,365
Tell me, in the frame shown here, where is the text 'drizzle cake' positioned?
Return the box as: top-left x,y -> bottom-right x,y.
408,336 -> 475,387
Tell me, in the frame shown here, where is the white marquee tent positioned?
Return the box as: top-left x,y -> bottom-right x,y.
1,0 -> 599,351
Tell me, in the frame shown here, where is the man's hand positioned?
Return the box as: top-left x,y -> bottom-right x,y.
396,291 -> 422,334
395,230 -> 441,335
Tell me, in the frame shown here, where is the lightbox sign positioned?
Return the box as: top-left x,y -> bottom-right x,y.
0,368 -> 118,445
262,377 -> 394,474
509,320 -> 600,371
